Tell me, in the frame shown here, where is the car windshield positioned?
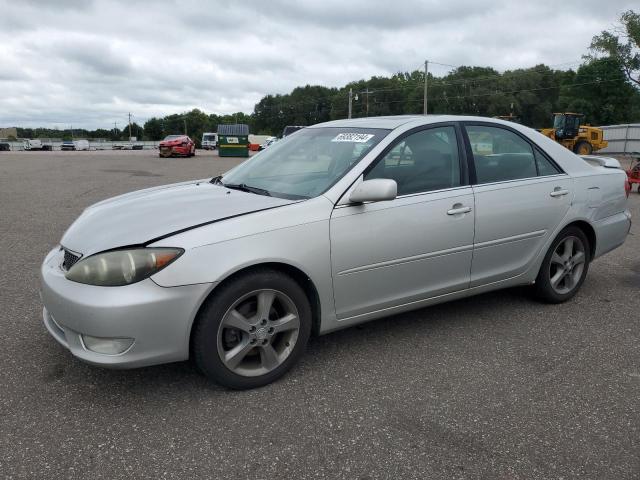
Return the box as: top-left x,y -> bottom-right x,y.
221,127 -> 388,199
164,135 -> 183,140
203,135 -> 215,141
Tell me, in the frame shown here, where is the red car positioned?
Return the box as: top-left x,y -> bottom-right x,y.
158,135 -> 195,158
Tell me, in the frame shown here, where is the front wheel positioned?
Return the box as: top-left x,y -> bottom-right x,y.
574,141 -> 593,155
192,269 -> 312,389
534,226 -> 590,303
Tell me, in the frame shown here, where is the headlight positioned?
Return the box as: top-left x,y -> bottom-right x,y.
65,248 -> 183,286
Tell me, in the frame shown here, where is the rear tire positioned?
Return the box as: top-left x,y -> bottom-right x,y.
534,226 -> 590,303
192,269 -> 312,389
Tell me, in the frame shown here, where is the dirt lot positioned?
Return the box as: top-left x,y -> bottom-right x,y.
0,149 -> 639,479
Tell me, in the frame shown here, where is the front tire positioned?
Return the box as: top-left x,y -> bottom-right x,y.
534,226 -> 590,303
574,141 -> 593,155
192,269 -> 312,389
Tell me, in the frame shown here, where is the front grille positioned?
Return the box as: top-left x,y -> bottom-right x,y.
62,248 -> 81,271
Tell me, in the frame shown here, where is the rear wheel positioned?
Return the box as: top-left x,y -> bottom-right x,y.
192,269 -> 311,389
574,141 -> 593,155
534,226 -> 590,303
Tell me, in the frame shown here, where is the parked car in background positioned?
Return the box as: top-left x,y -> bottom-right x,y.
282,125 -> 304,137
62,140 -> 90,151
158,135 -> 195,158
113,142 -> 144,150
40,115 -> 631,389
75,140 -> 90,151
259,136 -> 277,150
0,140 -> 10,151
60,140 -> 76,151
202,133 -> 217,150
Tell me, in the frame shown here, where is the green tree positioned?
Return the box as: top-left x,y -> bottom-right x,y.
558,57 -> 638,125
590,10 -> 640,87
143,118 -> 163,140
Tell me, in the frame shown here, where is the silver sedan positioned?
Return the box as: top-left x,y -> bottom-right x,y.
41,115 -> 632,389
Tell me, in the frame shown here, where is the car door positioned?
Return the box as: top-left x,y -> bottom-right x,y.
330,124 -> 475,319
463,123 -> 572,287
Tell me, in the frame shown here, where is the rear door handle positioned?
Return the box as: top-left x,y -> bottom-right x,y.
550,188 -> 569,197
447,205 -> 472,215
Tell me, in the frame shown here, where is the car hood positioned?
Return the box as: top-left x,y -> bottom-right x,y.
61,180 -> 296,256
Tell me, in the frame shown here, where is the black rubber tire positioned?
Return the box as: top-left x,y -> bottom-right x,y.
192,269 -> 312,389
574,141 -> 593,155
533,226 -> 590,303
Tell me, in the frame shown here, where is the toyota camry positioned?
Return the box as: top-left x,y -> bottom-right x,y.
41,115 -> 631,389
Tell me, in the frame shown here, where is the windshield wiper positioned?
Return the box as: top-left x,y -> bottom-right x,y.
222,182 -> 272,197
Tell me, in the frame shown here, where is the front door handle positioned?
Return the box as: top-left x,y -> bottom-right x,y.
550,188 -> 569,197
447,205 -> 472,215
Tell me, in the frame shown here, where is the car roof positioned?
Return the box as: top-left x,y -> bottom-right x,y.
309,114 -> 525,130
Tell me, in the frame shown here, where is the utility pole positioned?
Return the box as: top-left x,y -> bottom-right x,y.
423,60 -> 429,115
128,112 -> 132,141
364,88 -> 370,116
70,125 -> 73,140
348,88 -> 353,119
183,118 -> 187,135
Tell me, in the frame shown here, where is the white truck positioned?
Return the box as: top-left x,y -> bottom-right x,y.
23,139 -> 53,151
202,132 -> 217,150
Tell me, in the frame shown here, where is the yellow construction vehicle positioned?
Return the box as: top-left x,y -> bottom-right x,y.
540,113 -> 607,155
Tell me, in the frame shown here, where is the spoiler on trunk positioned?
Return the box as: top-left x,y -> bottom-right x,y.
580,155 -> 622,169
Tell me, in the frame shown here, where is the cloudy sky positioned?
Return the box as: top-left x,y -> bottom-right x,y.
0,0 -> 635,129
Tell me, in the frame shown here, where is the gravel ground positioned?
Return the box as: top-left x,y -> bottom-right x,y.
0,149 -> 639,479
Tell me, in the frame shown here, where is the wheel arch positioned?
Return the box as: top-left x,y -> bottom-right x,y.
563,219 -> 597,259
189,261 -> 322,355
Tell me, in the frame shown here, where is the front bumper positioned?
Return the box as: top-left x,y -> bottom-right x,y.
159,145 -> 190,156
40,247 -> 212,368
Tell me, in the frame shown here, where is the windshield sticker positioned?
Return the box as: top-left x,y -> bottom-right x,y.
331,133 -> 375,143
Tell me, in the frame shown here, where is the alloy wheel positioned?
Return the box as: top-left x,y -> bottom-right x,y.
549,235 -> 586,295
216,289 -> 300,377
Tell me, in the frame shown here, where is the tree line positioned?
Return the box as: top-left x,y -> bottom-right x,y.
16,10 -> 640,144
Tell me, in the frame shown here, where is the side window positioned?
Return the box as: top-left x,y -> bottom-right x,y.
365,126 -> 461,196
535,148 -> 561,176
466,126 -> 537,184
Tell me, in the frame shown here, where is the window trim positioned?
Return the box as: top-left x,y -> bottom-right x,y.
361,122 -> 470,197
460,121 -> 566,186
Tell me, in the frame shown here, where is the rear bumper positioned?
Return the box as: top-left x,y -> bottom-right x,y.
593,210 -> 632,259
40,247 -> 212,368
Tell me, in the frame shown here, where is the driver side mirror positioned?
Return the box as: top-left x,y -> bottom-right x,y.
349,179 -> 397,204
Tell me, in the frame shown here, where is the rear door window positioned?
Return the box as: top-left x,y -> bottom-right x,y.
466,125 -> 537,184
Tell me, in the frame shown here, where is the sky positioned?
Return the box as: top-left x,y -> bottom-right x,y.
0,0 -> 636,129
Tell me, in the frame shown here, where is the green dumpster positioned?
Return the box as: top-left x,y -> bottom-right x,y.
217,124 -> 249,157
